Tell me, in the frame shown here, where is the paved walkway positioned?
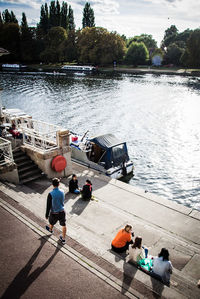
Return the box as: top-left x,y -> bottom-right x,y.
0,161 -> 200,298
0,206 -> 127,299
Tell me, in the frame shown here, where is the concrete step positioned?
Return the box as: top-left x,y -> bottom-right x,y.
13,151 -> 26,159
18,164 -> 38,175
17,160 -> 33,169
20,173 -> 43,184
19,168 -> 42,180
14,155 -> 30,164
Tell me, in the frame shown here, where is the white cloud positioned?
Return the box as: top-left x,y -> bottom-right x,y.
0,0 -> 199,44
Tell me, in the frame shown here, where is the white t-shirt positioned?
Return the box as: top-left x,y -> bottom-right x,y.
127,245 -> 145,263
152,256 -> 173,283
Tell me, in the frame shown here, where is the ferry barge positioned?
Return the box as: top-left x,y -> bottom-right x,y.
61,65 -> 96,73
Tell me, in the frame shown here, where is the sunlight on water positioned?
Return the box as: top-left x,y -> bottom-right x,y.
1,72 -> 200,210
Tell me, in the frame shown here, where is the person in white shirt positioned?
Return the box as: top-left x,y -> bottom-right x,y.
152,248 -> 173,285
127,236 -> 145,263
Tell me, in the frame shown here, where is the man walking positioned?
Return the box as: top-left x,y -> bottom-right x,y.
45,178 -> 66,245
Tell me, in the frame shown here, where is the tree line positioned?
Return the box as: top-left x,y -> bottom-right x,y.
0,1 -> 200,67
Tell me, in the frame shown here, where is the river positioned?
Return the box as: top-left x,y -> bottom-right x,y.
1,71 -> 200,210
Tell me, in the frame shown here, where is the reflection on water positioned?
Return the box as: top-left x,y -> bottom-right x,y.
1,72 -> 200,210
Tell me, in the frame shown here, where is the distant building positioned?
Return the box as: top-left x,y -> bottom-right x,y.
152,54 -> 163,66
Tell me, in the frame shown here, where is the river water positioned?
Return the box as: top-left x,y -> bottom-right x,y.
1,71 -> 200,210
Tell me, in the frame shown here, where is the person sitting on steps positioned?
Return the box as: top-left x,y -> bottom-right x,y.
81,179 -> 93,200
69,174 -> 80,194
126,236 -> 148,264
111,224 -> 134,254
152,248 -> 173,286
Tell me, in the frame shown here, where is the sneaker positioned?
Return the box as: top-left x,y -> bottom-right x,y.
46,226 -> 53,234
59,236 -> 66,245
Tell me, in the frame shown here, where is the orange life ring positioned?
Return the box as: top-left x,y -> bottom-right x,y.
51,156 -> 67,172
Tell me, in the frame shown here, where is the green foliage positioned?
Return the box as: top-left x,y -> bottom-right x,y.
0,12 -> 3,25
127,34 -> 157,50
161,25 -> 178,48
165,43 -> 184,65
21,12 -> 28,30
125,42 -> 149,65
182,29 -> 200,67
38,4 -> 49,34
60,2 -> 68,29
68,5 -> 75,30
0,23 -> 20,61
2,9 -> 18,24
20,13 -> 37,62
60,29 -> 77,62
49,1 -> 57,27
82,2 -> 95,28
40,26 -> 67,63
77,27 -> 125,65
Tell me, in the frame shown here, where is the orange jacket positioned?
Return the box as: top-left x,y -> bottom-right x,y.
112,229 -> 131,248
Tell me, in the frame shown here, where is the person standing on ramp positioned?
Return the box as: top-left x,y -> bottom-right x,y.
45,178 -> 66,245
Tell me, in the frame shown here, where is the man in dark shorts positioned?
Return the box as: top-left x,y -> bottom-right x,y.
45,178 -> 67,244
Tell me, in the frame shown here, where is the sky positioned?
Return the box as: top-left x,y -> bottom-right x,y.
0,0 -> 199,46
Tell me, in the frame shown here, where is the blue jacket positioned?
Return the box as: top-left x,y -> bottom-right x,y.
46,187 -> 64,217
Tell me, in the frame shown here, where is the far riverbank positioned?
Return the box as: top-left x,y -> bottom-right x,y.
100,66 -> 200,77
1,64 -> 200,77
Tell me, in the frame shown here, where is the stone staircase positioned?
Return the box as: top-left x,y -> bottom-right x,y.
13,148 -> 43,184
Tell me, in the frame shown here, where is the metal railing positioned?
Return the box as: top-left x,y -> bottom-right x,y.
20,119 -> 62,153
0,137 -> 14,166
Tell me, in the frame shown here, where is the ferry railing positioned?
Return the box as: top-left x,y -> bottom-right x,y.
20,119 -> 62,153
0,137 -> 14,166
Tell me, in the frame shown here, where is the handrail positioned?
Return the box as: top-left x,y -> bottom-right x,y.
0,137 -> 14,166
20,119 -> 62,153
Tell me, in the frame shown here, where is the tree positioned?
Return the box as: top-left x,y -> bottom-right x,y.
10,11 -> 18,23
68,5 -> 75,30
40,26 -> 67,62
60,30 -> 77,62
60,2 -> 68,29
161,25 -> 178,48
2,9 -> 12,23
182,29 -> 200,67
127,34 -> 157,51
49,1 -> 57,28
82,2 -> 95,28
0,23 -> 20,61
165,43 -> 184,65
55,0 -> 61,26
0,11 -> 3,26
21,12 -> 28,31
77,27 -> 125,65
38,4 -> 49,34
125,41 -> 149,65
20,13 -> 36,62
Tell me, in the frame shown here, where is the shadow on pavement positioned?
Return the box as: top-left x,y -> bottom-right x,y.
121,261 -> 138,295
150,276 -> 164,298
1,236 -> 60,299
70,198 -> 90,215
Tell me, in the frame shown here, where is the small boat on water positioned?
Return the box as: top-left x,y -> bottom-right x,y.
70,132 -> 134,179
61,65 -> 96,73
2,63 -> 27,70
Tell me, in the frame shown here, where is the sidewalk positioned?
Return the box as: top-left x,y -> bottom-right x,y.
0,161 -> 200,298
0,206 -> 127,299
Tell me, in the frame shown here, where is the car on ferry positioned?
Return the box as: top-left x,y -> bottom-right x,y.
70,133 -> 134,179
